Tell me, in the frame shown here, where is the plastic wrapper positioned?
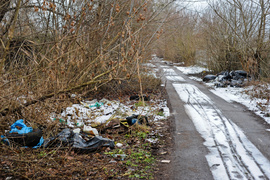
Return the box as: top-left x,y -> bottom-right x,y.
43,129 -> 115,153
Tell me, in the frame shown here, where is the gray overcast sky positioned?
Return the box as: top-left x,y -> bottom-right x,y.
177,0 -> 208,11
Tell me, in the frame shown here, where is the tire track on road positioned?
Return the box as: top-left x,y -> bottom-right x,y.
173,83 -> 270,180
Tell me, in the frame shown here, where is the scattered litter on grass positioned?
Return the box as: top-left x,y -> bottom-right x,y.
52,98 -> 170,129
112,154 -> 127,161
146,138 -> 158,143
83,125 -> 99,136
116,143 -> 123,148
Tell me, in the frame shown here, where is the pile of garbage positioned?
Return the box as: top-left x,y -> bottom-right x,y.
203,70 -> 250,87
1,96 -> 170,153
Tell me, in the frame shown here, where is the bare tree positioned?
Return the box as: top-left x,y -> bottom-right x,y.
0,0 -> 177,116
203,0 -> 270,78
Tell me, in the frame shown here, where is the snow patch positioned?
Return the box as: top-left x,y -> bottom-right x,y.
189,76 -> 203,82
176,66 -> 208,75
166,76 -> 186,82
163,68 -> 177,75
210,87 -> 270,124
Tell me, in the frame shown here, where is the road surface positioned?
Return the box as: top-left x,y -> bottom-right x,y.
152,58 -> 270,180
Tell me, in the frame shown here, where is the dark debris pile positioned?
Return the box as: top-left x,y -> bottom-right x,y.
203,70 -> 250,87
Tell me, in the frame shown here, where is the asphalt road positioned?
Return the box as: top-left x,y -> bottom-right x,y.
153,60 -> 270,180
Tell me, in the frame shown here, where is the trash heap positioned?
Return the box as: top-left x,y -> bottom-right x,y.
1,96 -> 170,153
203,70 -> 250,87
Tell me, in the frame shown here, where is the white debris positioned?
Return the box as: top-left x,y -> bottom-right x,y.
51,97 -> 170,128
146,138 -> 158,143
161,160 -> 171,164
116,143 -> 123,148
83,125 -> 99,136
73,128 -> 81,134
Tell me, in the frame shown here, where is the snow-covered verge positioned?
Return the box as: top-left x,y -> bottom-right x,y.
209,86 -> 270,125
176,65 -> 270,125
176,66 -> 208,75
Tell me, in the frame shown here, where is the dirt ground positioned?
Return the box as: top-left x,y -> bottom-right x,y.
153,116 -> 174,180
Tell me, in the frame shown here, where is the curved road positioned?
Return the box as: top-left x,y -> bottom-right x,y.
152,59 -> 270,180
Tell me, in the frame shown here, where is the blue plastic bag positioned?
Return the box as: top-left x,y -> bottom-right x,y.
10,119 -> 33,134
1,135 -> 10,145
1,119 -> 44,148
33,136 -> 44,149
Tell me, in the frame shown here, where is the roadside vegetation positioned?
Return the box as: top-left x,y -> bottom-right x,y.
1,0 -> 269,179
0,0 -> 173,179
156,0 -> 270,81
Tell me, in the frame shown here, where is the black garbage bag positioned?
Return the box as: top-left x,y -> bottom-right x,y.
130,95 -> 150,101
126,115 -> 149,125
43,129 -> 115,152
203,75 -> 216,82
235,70 -> 248,77
230,70 -> 248,80
230,79 -> 244,87
73,134 -> 115,152
5,129 -> 43,147
43,128 -> 73,147
222,71 -> 232,80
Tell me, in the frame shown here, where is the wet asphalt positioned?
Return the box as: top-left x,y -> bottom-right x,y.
154,61 -> 270,180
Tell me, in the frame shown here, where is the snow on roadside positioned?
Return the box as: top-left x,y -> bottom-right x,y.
177,65 -> 270,125
166,76 -> 186,82
210,86 -> 270,125
176,65 -> 208,75
163,68 -> 177,75
189,76 -> 203,82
